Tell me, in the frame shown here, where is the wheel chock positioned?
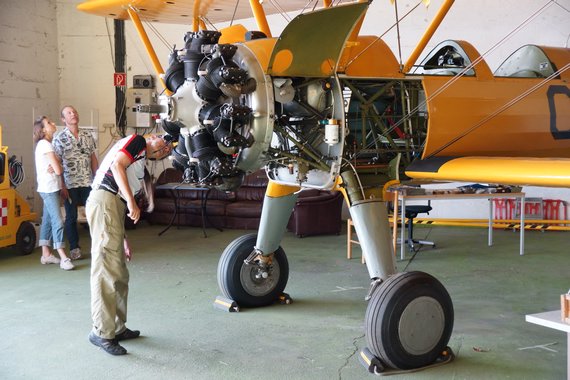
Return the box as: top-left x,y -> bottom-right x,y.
213,296 -> 239,312
277,293 -> 292,305
359,346 -> 455,375
358,347 -> 384,374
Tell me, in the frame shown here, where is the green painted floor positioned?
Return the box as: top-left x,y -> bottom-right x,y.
0,223 -> 568,379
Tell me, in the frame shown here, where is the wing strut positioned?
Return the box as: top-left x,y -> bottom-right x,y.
126,7 -> 172,95
248,0 -> 272,38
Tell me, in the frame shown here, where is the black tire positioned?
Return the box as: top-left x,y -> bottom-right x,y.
217,233 -> 289,308
365,271 -> 454,370
16,221 -> 36,255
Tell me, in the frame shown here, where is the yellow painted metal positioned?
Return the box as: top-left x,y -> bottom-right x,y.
403,0 -> 455,73
77,0 -> 141,18
266,181 -> 300,197
335,176 -> 353,208
406,157 -> 570,188
329,175 -> 342,192
382,179 -> 400,202
126,7 -> 172,96
0,152 -> 7,191
77,0 -> 310,25
388,217 -> 570,231
241,38 -> 278,73
422,218 -> 570,231
339,36 -> 403,77
413,218 -> 570,225
345,0 -> 368,45
249,0 -> 272,38
0,125 -> 37,249
419,45 -> 570,160
192,0 -> 201,32
0,187 -> 37,248
219,24 -> 248,44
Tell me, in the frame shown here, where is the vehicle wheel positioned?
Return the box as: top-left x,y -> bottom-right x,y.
16,221 -> 36,255
217,233 -> 289,307
365,271 -> 453,369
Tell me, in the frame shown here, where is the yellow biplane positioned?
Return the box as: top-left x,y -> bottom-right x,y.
78,0 -> 570,373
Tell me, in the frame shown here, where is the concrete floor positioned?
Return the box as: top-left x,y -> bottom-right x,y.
0,222 -> 568,379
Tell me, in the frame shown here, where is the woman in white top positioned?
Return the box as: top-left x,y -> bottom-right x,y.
33,117 -> 74,270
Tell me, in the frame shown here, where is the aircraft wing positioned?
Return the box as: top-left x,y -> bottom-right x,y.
405,156 -> 570,188
77,0 -> 311,24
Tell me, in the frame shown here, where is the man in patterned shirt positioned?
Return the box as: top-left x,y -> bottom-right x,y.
53,105 -> 99,260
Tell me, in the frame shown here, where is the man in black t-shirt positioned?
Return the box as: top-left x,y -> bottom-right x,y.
86,134 -> 172,356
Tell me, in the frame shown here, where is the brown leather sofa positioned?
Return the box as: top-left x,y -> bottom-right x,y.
286,189 -> 344,237
148,168 -> 344,237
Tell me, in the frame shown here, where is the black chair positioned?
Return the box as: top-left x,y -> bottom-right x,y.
404,202 -> 436,251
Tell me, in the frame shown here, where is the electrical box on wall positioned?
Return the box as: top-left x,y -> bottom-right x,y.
133,74 -> 154,89
126,88 -> 156,128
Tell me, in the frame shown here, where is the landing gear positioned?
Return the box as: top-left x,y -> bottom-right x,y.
365,271 -> 454,370
217,233 -> 289,307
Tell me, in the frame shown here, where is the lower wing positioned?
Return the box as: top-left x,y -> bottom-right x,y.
405,156 -> 570,188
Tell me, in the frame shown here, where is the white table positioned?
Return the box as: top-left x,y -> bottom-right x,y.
392,191 -> 526,260
526,310 -> 570,378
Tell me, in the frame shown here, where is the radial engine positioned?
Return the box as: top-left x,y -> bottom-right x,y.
145,30 -> 345,191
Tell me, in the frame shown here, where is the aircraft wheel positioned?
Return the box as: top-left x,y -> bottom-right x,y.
217,233 -> 289,307
16,221 -> 36,255
365,271 -> 453,369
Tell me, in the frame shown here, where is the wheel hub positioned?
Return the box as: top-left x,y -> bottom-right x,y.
240,256 -> 280,297
398,296 -> 445,355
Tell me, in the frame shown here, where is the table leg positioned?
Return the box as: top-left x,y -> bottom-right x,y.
488,198 -> 493,246
392,191 -> 398,254
400,197 -> 406,260
202,189 -> 223,233
158,189 -> 179,236
200,189 -> 208,238
520,196 -> 525,256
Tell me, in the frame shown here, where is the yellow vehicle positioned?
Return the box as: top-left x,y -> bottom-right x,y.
0,125 -> 37,255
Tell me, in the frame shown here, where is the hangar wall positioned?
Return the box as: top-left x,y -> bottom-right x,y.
0,0 -> 60,212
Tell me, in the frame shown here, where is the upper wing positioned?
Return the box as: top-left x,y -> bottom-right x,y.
405,156 -> 570,188
77,0 -> 311,24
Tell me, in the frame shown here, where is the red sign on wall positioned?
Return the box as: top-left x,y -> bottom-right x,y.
113,72 -> 127,87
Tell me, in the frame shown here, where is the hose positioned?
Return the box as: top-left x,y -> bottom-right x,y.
9,155 -> 25,187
